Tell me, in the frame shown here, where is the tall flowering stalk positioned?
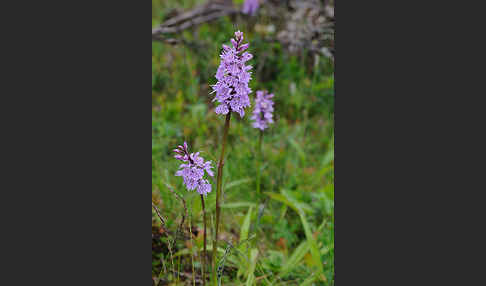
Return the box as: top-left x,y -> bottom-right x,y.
251,90 -> 274,198
211,31 -> 252,285
174,142 -> 214,286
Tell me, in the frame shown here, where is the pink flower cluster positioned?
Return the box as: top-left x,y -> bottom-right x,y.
251,90 -> 274,130
173,142 -> 214,196
212,31 -> 253,118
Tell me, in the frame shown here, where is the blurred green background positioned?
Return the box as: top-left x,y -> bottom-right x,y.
152,0 -> 334,285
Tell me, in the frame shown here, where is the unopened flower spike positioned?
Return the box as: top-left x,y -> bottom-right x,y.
173,142 -> 214,196
211,31 -> 253,118
251,90 -> 275,130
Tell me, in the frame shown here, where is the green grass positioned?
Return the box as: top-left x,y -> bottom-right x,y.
152,1 -> 334,285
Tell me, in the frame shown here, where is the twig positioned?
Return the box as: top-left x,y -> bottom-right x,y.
164,182 -> 187,243
152,202 -> 166,226
151,201 -> 174,274
164,182 -> 189,283
158,219 -> 175,277
152,2 -> 239,41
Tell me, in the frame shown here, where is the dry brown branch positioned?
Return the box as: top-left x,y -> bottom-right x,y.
152,0 -> 334,61
152,1 -> 239,41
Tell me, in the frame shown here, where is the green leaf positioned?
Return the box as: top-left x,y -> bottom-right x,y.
221,202 -> 257,209
279,240 -> 310,278
240,207 -> 253,242
265,192 -> 300,213
319,141 -> 334,177
265,190 -> 313,214
245,248 -> 259,286
239,206 -> 253,251
237,206 -> 253,278
225,178 -> 252,190
322,147 -> 334,166
319,165 -> 333,178
281,189 -> 313,213
301,273 -> 318,286
288,138 -> 306,163
266,191 -> 324,277
299,211 -> 324,276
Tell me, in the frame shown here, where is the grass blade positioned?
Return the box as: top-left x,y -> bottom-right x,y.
288,137 -> 306,163
265,190 -> 325,279
221,202 -> 257,209
245,248 -> 259,286
265,191 -> 312,214
240,206 -> 253,247
237,206 -> 253,278
225,178 -> 252,190
300,273 -> 318,286
279,240 -> 310,278
299,211 -> 324,277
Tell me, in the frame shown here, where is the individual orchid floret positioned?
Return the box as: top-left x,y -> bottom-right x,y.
173,142 -> 214,196
211,31 -> 253,118
251,90 -> 274,131
242,0 -> 260,16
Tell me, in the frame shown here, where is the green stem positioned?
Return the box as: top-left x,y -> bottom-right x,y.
200,195 -> 207,286
252,131 -> 264,251
188,200 -> 196,286
256,131 -> 263,199
212,112 -> 231,285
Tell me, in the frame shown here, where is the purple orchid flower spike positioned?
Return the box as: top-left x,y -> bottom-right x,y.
211,31 -> 253,118
251,90 -> 275,131
173,142 -> 214,196
242,0 -> 260,16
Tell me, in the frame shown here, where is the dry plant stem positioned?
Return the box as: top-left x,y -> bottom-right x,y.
153,209 -> 175,275
200,194 -> 207,286
153,202 -> 175,277
158,184 -> 187,278
152,202 -> 166,226
212,112 -> 231,286
165,183 -> 187,242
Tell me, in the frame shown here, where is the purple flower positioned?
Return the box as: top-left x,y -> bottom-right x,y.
242,0 -> 260,16
173,142 -> 214,196
211,31 -> 253,118
251,90 -> 274,131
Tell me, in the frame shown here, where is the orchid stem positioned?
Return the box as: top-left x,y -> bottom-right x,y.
200,194 -> 207,286
256,130 -> 263,199
212,112 -> 231,286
